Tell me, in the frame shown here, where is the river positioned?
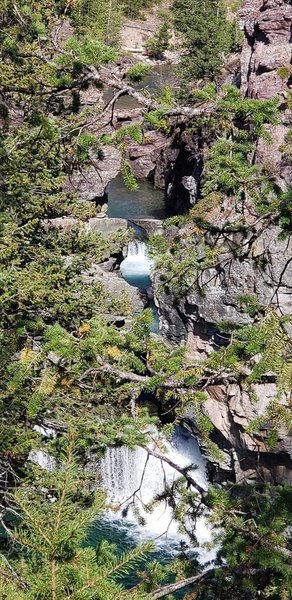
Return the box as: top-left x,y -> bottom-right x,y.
86,66 -> 213,576
87,176 -> 212,565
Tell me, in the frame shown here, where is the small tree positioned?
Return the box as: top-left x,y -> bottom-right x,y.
145,21 -> 171,59
173,0 -> 238,84
0,434 -> 152,599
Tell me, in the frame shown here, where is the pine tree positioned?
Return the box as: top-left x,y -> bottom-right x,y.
173,0 -> 238,85
0,435 -> 153,599
71,0 -> 123,46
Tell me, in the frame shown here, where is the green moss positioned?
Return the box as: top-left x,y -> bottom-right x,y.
277,66 -> 292,80
144,109 -> 168,132
189,192 -> 222,221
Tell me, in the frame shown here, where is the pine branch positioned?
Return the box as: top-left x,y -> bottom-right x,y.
95,542 -> 153,581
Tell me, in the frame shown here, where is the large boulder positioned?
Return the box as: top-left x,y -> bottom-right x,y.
43,215 -> 128,238
126,131 -> 168,181
64,147 -> 121,201
82,264 -> 145,313
85,216 -> 128,236
128,218 -> 164,237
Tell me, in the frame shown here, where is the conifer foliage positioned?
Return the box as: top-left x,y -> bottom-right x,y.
0,435 -> 152,599
1,1 -> 292,599
173,0 -> 239,85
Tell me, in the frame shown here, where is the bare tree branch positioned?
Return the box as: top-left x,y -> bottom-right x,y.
151,568 -> 225,599
85,66 -> 215,118
141,445 -> 207,498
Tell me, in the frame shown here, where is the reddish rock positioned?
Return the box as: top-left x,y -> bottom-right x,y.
256,124 -> 289,186
239,0 -> 292,189
126,131 -> 168,180
240,0 -> 292,98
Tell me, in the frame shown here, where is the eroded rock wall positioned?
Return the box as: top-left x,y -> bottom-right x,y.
154,0 -> 292,483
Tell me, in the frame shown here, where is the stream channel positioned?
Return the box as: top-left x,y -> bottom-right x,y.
87,66 -> 213,577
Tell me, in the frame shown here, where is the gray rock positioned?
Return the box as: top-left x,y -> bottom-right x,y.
64,147 -> 121,201
155,223 -> 292,346
43,217 -> 78,234
256,124 -> 290,188
128,218 -> 164,237
82,264 -> 145,313
85,216 -> 128,236
182,175 -> 197,205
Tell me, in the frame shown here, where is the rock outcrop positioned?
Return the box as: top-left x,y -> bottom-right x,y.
126,131 -> 169,181
240,0 -> 292,100
161,129 -> 203,214
240,0 -> 292,189
155,216 -> 292,347
205,382 -> 292,485
64,147 -> 122,202
154,0 -> 292,483
44,215 -> 128,236
82,264 -> 145,313
185,379 -> 292,485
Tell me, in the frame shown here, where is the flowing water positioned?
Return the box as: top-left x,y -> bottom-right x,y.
91,426 -> 212,562
99,68 -> 212,566
120,240 -> 153,289
103,63 -> 178,110
107,176 -> 166,219
120,240 -> 159,331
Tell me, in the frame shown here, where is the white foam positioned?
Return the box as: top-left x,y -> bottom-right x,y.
100,427 -> 213,558
120,240 -> 153,277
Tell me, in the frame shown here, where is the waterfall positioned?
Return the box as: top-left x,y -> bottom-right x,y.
100,427 -> 212,553
120,240 -> 153,289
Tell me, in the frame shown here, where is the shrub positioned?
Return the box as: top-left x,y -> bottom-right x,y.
126,63 -> 152,81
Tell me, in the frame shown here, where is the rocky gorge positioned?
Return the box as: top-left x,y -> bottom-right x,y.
57,0 -> 292,488
152,0 -> 292,485
2,0 -> 292,595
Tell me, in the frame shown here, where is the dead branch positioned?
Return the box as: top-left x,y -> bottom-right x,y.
86,66 -> 215,118
151,566 -> 267,599
141,445 -> 207,498
151,568 -> 225,599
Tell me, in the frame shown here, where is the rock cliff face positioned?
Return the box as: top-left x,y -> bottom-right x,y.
202,381 -> 292,485
64,147 -> 122,202
240,0 -> 292,191
154,0 -> 292,483
239,0 -> 292,101
153,126 -> 203,214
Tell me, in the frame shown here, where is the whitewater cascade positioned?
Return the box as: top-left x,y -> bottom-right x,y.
120,240 -> 153,289
100,427 -> 211,553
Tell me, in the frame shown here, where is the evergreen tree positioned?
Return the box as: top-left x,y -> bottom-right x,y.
1,2 -> 292,599
122,0 -> 160,19
71,0 -> 123,46
0,435 -> 153,599
173,0 -> 238,85
145,21 -> 171,59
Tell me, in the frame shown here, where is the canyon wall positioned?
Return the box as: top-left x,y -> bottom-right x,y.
154,0 -> 292,484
